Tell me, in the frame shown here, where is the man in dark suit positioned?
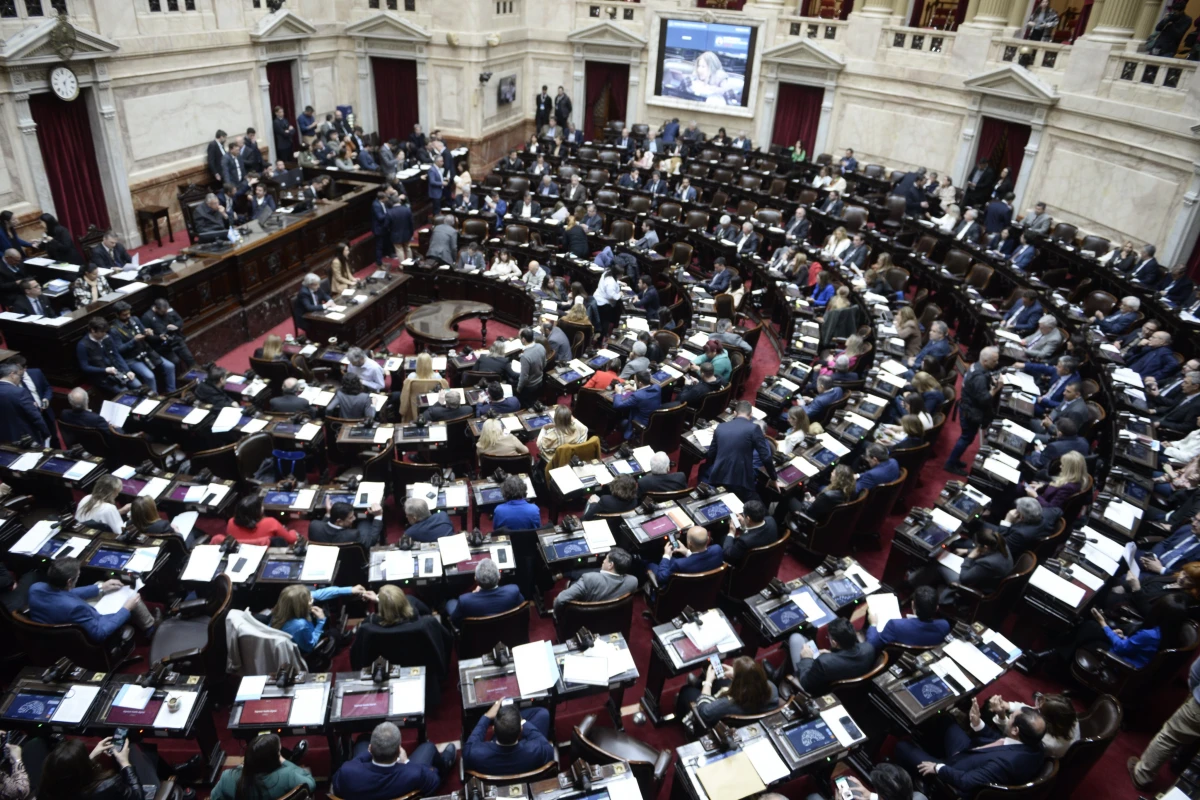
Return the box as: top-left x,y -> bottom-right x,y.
643,170 -> 667,198
475,381 -> 520,417
428,155 -> 446,203
839,148 -> 858,175
896,705 -> 1046,795
856,443 -> 901,494
511,192 -> 540,219
475,341 -> 514,379
1009,233 -> 1036,269
1092,295 -> 1140,336
90,231 -> 132,269
193,192 -> 230,239
10,278 -> 56,318
1137,512 -> 1200,575
661,118 -> 680,144
1145,357 -> 1198,409
647,526 -> 723,584
221,141 -> 246,189
309,501 -> 383,547
638,451 -> 689,498
535,86 -> 552,132
983,193 -> 1014,233
785,207 -> 810,242
704,401 -> 777,500
612,371 -> 662,439
730,131 -> 752,151
447,558 -> 523,623
428,394 -> 472,423
991,499 -> 1062,557
331,721 -> 453,800
0,362 -> 50,445
563,174 -> 588,205
1158,372 -> 1200,435
963,160 -> 995,206
464,701 -> 553,777
1130,244 -> 1161,286
866,585 -> 951,649
734,222 -> 760,257
614,127 -> 633,150
271,107 -> 295,161
241,127 -> 266,173
1127,330 -> 1180,382
206,129 -> 227,184
554,86 -> 572,128
269,378 -> 314,415
456,242 -> 486,271
946,346 -> 1001,475
952,209 -> 982,243
722,500 -> 778,567
1027,417 -> 1089,472
536,174 -> 559,199
819,191 -> 845,218
679,362 -> 721,410
295,273 -> 332,319
404,497 -> 456,543
1159,263 -> 1196,305
675,177 -> 698,203
0,249 -> 29,309
781,617 -> 876,695
803,374 -> 845,421
837,233 -> 870,269
633,275 -> 659,319
371,190 -> 390,267
142,298 -> 196,369
387,196 -> 414,262
1001,289 -> 1043,335
617,168 -> 641,191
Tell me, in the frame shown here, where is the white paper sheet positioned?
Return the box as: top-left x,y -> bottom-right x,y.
139,477 -> 170,500
11,520 -> 58,554
930,508 -> 963,535
444,485 -> 470,508
9,452 -> 42,472
867,593 -> 903,632
438,533 -> 471,566
63,461 -> 98,481
1001,419 -> 1037,444
124,547 -> 160,574
384,551 -> 415,580
53,536 -> 91,560
100,400 -> 131,429
1080,543 -> 1120,576
930,656 -> 973,694
582,520 -> 615,553
981,457 -> 1021,484
373,426 -> 394,444
684,610 -> 739,652
236,676 -> 268,702
937,550 -> 965,574
844,562 -> 882,595
290,489 -> 316,510
390,679 -> 425,715
982,628 -> 1022,662
514,640 -> 559,698
210,407 -> 243,434
182,545 -> 223,582
1112,367 -> 1144,388
743,737 -> 790,784
550,465 -> 585,494
1028,566 -> 1086,607
51,685 -> 101,724
817,433 -> 850,457
112,465 -> 136,479
562,654 -> 610,686
94,584 -> 140,615
115,684 -> 156,710
296,422 -> 321,441
1069,565 -> 1105,591
204,483 -> 231,506
300,545 -> 338,582
242,418 -> 268,434
182,407 -> 209,425
287,686 -> 327,726
1103,499 -> 1142,530
1125,542 -> 1142,580
944,639 -> 1004,684
225,545 -> 267,583
791,589 -> 826,621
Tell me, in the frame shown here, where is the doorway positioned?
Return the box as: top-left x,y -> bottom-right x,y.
583,61 -> 630,139
29,90 -> 110,241
771,83 -> 825,158
372,58 -> 420,143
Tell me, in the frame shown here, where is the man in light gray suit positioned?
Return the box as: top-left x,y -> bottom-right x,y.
377,141 -> 400,177
553,547 -> 638,609
1022,315 -> 1063,360
1022,201 -> 1052,235
426,215 -> 458,265
1034,381 -> 1088,438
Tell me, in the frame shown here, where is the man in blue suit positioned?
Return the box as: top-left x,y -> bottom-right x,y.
1130,244 -> 1161,286
661,118 -> 680,144
1009,233 -> 1036,269
475,381 -> 521,417
705,258 -> 732,294
1139,511 -> 1200,575
839,148 -> 858,175
447,559 -> 522,624
1016,355 -> 1080,415
1127,330 -> 1180,382
331,721 -> 454,800
866,586 -> 950,649
646,526 -> 723,584
675,177 -> 698,204
907,321 -> 951,372
428,155 -> 445,202
705,401 -> 777,500
803,375 -> 845,422
983,193 -> 1014,233
8,355 -> 54,436
895,706 -> 1047,795
1159,263 -> 1196,306
1092,295 -> 1140,336
371,190 -> 390,267
463,702 -> 554,777
1000,289 -> 1042,335
28,557 -> 153,642
613,371 -> 662,439
0,362 -> 50,445
492,475 -> 542,530
856,443 -> 901,494
403,497 -> 455,543
387,196 -> 414,262
1027,417 -> 1089,471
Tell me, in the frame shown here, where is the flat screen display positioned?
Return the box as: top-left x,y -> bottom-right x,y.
696,500 -> 731,522
655,20 -> 756,108
241,697 -> 293,724
783,718 -> 835,756
340,692 -> 389,718
497,75 -> 517,105
524,415 -> 552,430
165,403 -> 193,417
906,674 -> 952,708
5,692 -> 62,721
767,603 -> 807,632
40,457 -> 75,475
551,540 -> 590,560
263,561 -> 301,580
479,487 -> 505,504
473,675 -> 519,702
264,491 -> 299,506
560,370 -> 582,383
88,548 -> 133,570
641,516 -> 678,538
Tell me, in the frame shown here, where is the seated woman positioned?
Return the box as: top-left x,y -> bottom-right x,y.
329,240 -> 358,295
1028,593 -> 1190,670
933,203 -> 961,233
583,474 -> 640,520
810,270 -> 835,308
877,413 -> 925,451
536,405 -> 589,461
893,306 -> 922,361
72,262 -> 112,308
327,374 -> 376,421
485,249 -> 522,279
820,226 -> 851,262
1025,449 -> 1088,509
477,417 -> 530,457
675,656 -> 779,727
37,736 -> 146,800
908,527 -> 1013,604
128,495 -> 196,548
1101,561 -> 1200,616
371,583 -> 433,624
787,464 -> 857,521
211,734 -> 315,800
780,251 -> 810,284
983,693 -> 1080,758
253,333 -> 286,361
270,583 -> 373,655
213,495 -> 299,547
76,475 -> 126,534
777,406 -> 824,456
911,371 -> 945,415
691,340 -> 732,385
395,352 -> 448,420
654,307 -> 678,332
334,147 -> 359,171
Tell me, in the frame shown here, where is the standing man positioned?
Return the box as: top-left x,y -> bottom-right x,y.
372,191 -> 390,268
944,346 -> 1002,475
387,195 -> 414,263
428,155 -> 445,203
242,127 -> 266,173
206,129 -> 227,184
222,141 -> 246,190
515,327 -> 545,408
535,85 -> 553,134
1129,653 -> 1200,789
297,105 -> 317,146
704,401 -> 778,501
554,86 -> 572,130
0,361 -> 50,445
272,107 -> 295,162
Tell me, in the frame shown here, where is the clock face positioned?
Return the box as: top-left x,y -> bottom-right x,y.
50,66 -> 79,101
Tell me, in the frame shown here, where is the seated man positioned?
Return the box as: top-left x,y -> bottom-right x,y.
706,258 -> 732,294
722,500 -> 779,567
856,443 -> 901,494
60,386 -> 113,437
428,393 -> 471,423
612,370 -> 662,439
803,374 -> 845,421
331,721 -> 455,800
463,701 -> 554,776
1136,511 -> 1200,576
447,558 -> 523,624
492,475 -> 542,530
1022,315 -> 1062,361
553,547 -> 638,609
28,557 -> 155,642
908,321 -> 951,372
778,617 -> 876,696
712,318 -> 753,358
1000,290 -> 1042,336
1091,295 -> 1140,337
308,501 -> 383,547
679,362 -> 722,409
1028,417 -> 1089,472
403,497 -> 455,543
894,704 -> 1046,796
1016,355 -> 1080,416
865,585 -> 950,649
269,378 -> 314,415
1032,380 -> 1088,438
476,381 -> 520,417
90,230 -> 132,269
647,526 -> 723,585
638,451 -> 689,498
1126,330 -> 1179,383
1157,370 -> 1200,435
989,498 -> 1062,557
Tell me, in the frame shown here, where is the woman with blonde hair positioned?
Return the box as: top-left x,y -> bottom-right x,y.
934,203 -> 961,233
477,417 -> 530,457
254,333 -> 285,361
270,582 -> 372,654
562,296 -> 591,325
790,464 -> 858,521
1026,449 -> 1089,508
820,226 -> 851,261
536,404 -> 588,460
688,51 -> 739,102
778,406 -> 823,456
375,584 -> 427,626
76,474 -> 126,534
826,285 -> 852,312
894,305 -> 922,360
329,240 -> 357,295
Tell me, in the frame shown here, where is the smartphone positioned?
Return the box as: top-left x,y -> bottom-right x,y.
839,714 -> 863,740
497,549 -> 508,564
834,777 -> 855,800
111,727 -> 129,751
708,655 -> 724,679
231,557 -> 247,573
358,492 -> 369,506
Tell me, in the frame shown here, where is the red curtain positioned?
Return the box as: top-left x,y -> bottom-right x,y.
976,116 -> 1031,179
583,61 -> 629,139
1186,230 -> 1200,279
28,91 -> 109,240
267,60 -> 297,152
771,83 -> 823,157
372,58 -> 419,143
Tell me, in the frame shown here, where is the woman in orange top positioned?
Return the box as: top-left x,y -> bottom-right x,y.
584,357 -> 622,390
212,495 -> 299,547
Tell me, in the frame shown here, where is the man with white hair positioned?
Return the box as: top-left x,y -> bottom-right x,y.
785,207 -> 809,242
269,377 -> 312,414
193,192 -> 229,238
1158,371 -> 1200,435
331,720 -> 456,798
713,318 -> 752,357
619,341 -> 649,379
1022,315 -> 1063,360
952,207 -> 981,243
447,557 -> 523,624
346,346 -> 385,392
908,320 -> 951,372
638,450 -> 688,497
59,387 -> 115,447
522,259 -> 547,291
713,214 -> 739,242
735,221 -> 760,256
295,272 -> 332,320
1093,295 -> 1140,336
945,346 -> 1002,475
403,496 -> 454,543
1127,330 -> 1179,383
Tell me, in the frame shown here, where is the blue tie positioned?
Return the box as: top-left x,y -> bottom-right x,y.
1163,537 -> 1195,568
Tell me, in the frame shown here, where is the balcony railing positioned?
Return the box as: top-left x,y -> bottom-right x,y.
883,25 -> 955,55
780,15 -> 848,43
1105,51 -> 1195,91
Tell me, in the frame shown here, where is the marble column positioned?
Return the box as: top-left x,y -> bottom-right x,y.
1008,0 -> 1031,29
857,0 -> 896,19
1090,0 -> 1141,40
87,73 -> 139,245
1011,121 -> 1042,211
14,93 -> 56,217
298,42 -> 314,110
356,47 -> 377,135
625,55 -> 641,126
964,0 -> 984,26
814,82 -> 835,154
972,0 -> 1015,29
1134,0 -> 1163,41
1085,0 -> 1107,31
759,73 -> 778,147
256,57 -> 275,161
1162,160 -> 1200,264
415,56 -> 430,131
951,112 -> 981,186
894,0 -> 913,23
571,58 -> 585,131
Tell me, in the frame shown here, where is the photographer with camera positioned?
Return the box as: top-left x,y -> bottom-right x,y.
110,301 -> 174,395
141,298 -> 196,369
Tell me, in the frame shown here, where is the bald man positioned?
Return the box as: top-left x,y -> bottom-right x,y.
945,346 -> 1002,475
646,526 -> 722,584
269,377 -> 313,414
0,248 -> 29,309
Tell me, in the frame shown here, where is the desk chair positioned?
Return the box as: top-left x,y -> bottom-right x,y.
554,591 -> 635,641
644,564 -> 728,624
572,714 -> 670,798
458,600 -> 531,660
722,529 -> 791,601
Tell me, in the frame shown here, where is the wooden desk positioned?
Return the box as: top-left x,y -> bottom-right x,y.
405,300 -> 493,353
302,272 -> 410,348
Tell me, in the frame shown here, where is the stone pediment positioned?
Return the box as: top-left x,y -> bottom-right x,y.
567,20 -> 648,49
964,64 -> 1058,106
249,10 -> 317,42
0,17 -> 119,64
761,38 -> 845,71
344,12 -> 432,42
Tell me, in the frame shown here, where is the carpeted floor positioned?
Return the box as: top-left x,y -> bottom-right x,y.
62,234 -> 1182,799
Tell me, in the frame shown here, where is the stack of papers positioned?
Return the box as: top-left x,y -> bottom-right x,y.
582,519 -> 616,553
235,676 -> 267,702
682,610 -> 739,653
1028,565 -> 1086,607
11,520 -> 59,555
51,685 -> 101,724
139,477 -> 171,500
513,640 -> 559,697
99,400 -> 132,428
944,638 -> 1004,683
384,551 -> 415,580
300,545 -> 339,582
391,679 -> 424,715
181,545 -> 223,582
930,656 -> 973,694
866,593 -> 903,631
124,547 -> 160,574
437,533 -> 471,566
287,686 -> 327,726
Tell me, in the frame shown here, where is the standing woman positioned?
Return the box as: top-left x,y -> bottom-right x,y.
0,211 -> 35,254
329,240 -> 357,295
39,214 -> 81,265
592,265 -> 623,336
563,216 -> 590,260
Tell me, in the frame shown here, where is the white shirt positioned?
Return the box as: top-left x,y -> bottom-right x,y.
486,261 -> 521,278
593,274 -> 622,306
348,359 -> 386,392
77,497 -> 124,536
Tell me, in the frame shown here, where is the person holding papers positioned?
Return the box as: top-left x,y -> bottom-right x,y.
270,583 -> 373,655
403,497 -> 455,542
331,721 -> 455,800
463,700 -> 554,777
309,500 -> 383,547
769,617 -> 876,696
865,586 -> 950,649
675,655 -> 779,727
210,734 -> 315,800
129,495 -> 192,546
1025,593 -> 1189,671
553,547 -> 638,609
214,495 -> 299,547
492,475 -> 542,530
1014,355 -> 1080,417
28,557 -> 155,642
446,558 -> 522,624
908,527 -> 1013,605
646,526 -> 722,586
